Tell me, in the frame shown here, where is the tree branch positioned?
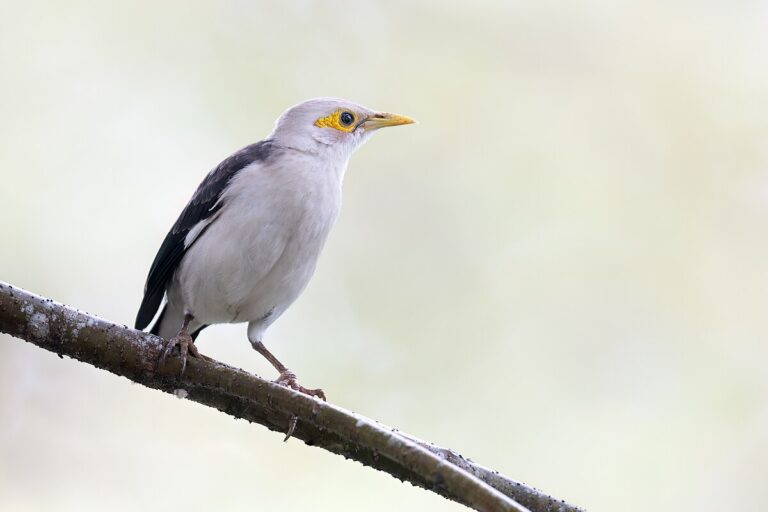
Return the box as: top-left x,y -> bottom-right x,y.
0,281 -> 583,512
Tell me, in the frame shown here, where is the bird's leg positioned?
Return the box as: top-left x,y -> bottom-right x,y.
251,341 -> 326,401
158,313 -> 200,377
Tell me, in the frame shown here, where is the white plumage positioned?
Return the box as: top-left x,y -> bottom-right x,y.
135,98 -> 414,397
167,147 -> 343,340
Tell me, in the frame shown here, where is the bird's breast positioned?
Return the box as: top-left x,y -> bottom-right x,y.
174,155 -> 344,325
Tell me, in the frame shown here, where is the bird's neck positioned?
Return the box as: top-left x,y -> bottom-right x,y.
280,143 -> 351,185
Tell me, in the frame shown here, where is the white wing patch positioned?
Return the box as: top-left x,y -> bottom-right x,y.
184,214 -> 218,249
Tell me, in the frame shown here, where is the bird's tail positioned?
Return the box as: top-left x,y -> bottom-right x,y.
149,305 -> 167,337
150,301 -> 184,340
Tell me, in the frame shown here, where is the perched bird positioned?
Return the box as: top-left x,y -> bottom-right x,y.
135,98 -> 414,399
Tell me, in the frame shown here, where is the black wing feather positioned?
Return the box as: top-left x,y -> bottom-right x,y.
134,140 -> 274,330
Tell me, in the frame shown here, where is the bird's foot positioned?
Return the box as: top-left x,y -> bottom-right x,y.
274,371 -> 326,401
158,332 -> 199,377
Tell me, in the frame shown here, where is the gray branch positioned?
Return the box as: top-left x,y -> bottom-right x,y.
0,281 -> 583,512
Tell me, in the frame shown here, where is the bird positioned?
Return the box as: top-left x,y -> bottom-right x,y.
135,97 -> 415,399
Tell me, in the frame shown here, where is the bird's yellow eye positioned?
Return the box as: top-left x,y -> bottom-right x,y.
314,110 -> 357,132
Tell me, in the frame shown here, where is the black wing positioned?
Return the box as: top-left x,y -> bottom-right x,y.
134,140 -> 275,330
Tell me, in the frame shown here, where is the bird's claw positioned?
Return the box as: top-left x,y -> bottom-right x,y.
284,415 -> 299,442
158,332 -> 199,377
274,371 -> 326,401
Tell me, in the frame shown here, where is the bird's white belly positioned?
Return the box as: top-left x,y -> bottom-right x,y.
169,159 -> 341,329
179,229 -> 321,325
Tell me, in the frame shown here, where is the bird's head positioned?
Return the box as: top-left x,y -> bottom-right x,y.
269,97 -> 415,155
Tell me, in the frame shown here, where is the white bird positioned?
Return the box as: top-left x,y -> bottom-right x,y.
135,98 -> 415,399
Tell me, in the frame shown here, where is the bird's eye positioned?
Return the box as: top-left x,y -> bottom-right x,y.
314,110 -> 357,132
339,112 -> 355,126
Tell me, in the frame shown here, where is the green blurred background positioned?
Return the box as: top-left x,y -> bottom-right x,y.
2,1 -> 767,510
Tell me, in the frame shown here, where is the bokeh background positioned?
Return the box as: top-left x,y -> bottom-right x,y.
2,1 -> 767,511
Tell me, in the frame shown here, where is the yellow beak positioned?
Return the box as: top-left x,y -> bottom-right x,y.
362,112 -> 416,131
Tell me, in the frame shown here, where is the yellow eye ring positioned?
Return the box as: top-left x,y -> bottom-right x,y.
314,110 -> 357,133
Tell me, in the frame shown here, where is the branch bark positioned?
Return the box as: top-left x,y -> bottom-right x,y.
0,281 -> 583,512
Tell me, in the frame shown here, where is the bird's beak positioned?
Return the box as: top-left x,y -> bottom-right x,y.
362,112 -> 416,131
